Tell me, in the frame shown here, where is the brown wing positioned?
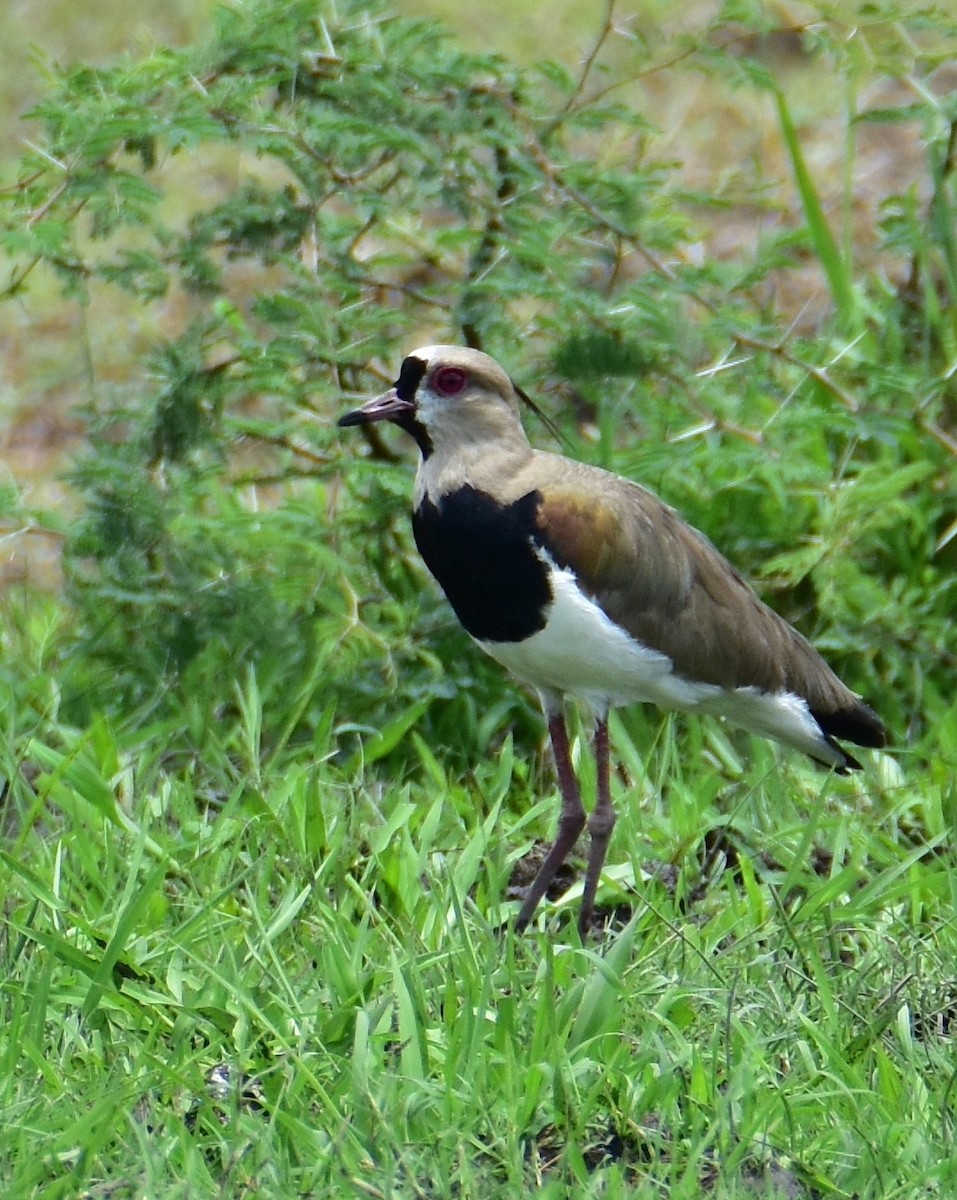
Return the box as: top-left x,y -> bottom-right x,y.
533,467 -> 884,749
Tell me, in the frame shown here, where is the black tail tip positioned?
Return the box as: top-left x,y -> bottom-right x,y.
815,699 -> 887,772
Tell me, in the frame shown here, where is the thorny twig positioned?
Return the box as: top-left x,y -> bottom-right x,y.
513,100 -> 863,412
541,0 -> 618,137
920,417 -> 957,459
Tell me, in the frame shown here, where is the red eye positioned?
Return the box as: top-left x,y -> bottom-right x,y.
432,366 -> 468,396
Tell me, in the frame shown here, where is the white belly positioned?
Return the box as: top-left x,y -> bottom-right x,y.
477,563 -> 843,766
477,564 -> 720,715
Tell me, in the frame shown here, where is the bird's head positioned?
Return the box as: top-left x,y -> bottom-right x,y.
338,345 -> 527,459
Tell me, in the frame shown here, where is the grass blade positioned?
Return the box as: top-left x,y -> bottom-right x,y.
774,86 -> 856,329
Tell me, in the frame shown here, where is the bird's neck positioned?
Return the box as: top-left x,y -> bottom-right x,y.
416,436 -> 535,503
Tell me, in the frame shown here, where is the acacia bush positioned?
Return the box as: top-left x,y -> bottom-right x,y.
1,0 -> 955,773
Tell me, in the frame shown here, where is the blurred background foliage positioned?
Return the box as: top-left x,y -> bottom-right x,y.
0,0 -> 955,781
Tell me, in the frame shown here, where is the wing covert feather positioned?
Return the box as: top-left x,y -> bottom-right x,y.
533,475 -> 852,708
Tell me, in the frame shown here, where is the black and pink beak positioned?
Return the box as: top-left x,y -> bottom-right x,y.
338,388 -> 416,428
339,354 -> 433,455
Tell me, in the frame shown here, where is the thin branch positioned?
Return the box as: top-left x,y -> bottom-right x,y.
237,429 -> 331,466
577,20 -> 817,113
542,0 -> 617,135
0,166 -> 47,195
919,416 -> 957,458
2,255 -> 43,298
26,179 -> 72,228
516,102 -> 863,412
229,468 -> 326,487
730,331 -> 860,412
0,523 -> 66,542
516,111 -> 678,281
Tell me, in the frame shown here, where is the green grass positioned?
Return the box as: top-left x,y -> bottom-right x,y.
2,0 -> 957,1197
3,619 -> 956,1197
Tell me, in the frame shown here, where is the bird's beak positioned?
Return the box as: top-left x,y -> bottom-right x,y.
338,388 -> 416,427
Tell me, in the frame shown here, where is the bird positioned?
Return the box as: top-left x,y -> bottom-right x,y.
338,345 -> 887,935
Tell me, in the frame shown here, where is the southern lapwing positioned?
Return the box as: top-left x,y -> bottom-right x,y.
339,346 -> 886,935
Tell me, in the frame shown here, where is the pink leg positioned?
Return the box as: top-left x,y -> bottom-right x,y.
578,716 -> 616,936
514,711 -> 586,933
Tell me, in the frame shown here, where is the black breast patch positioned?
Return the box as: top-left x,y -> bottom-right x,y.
411,485 -> 552,642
